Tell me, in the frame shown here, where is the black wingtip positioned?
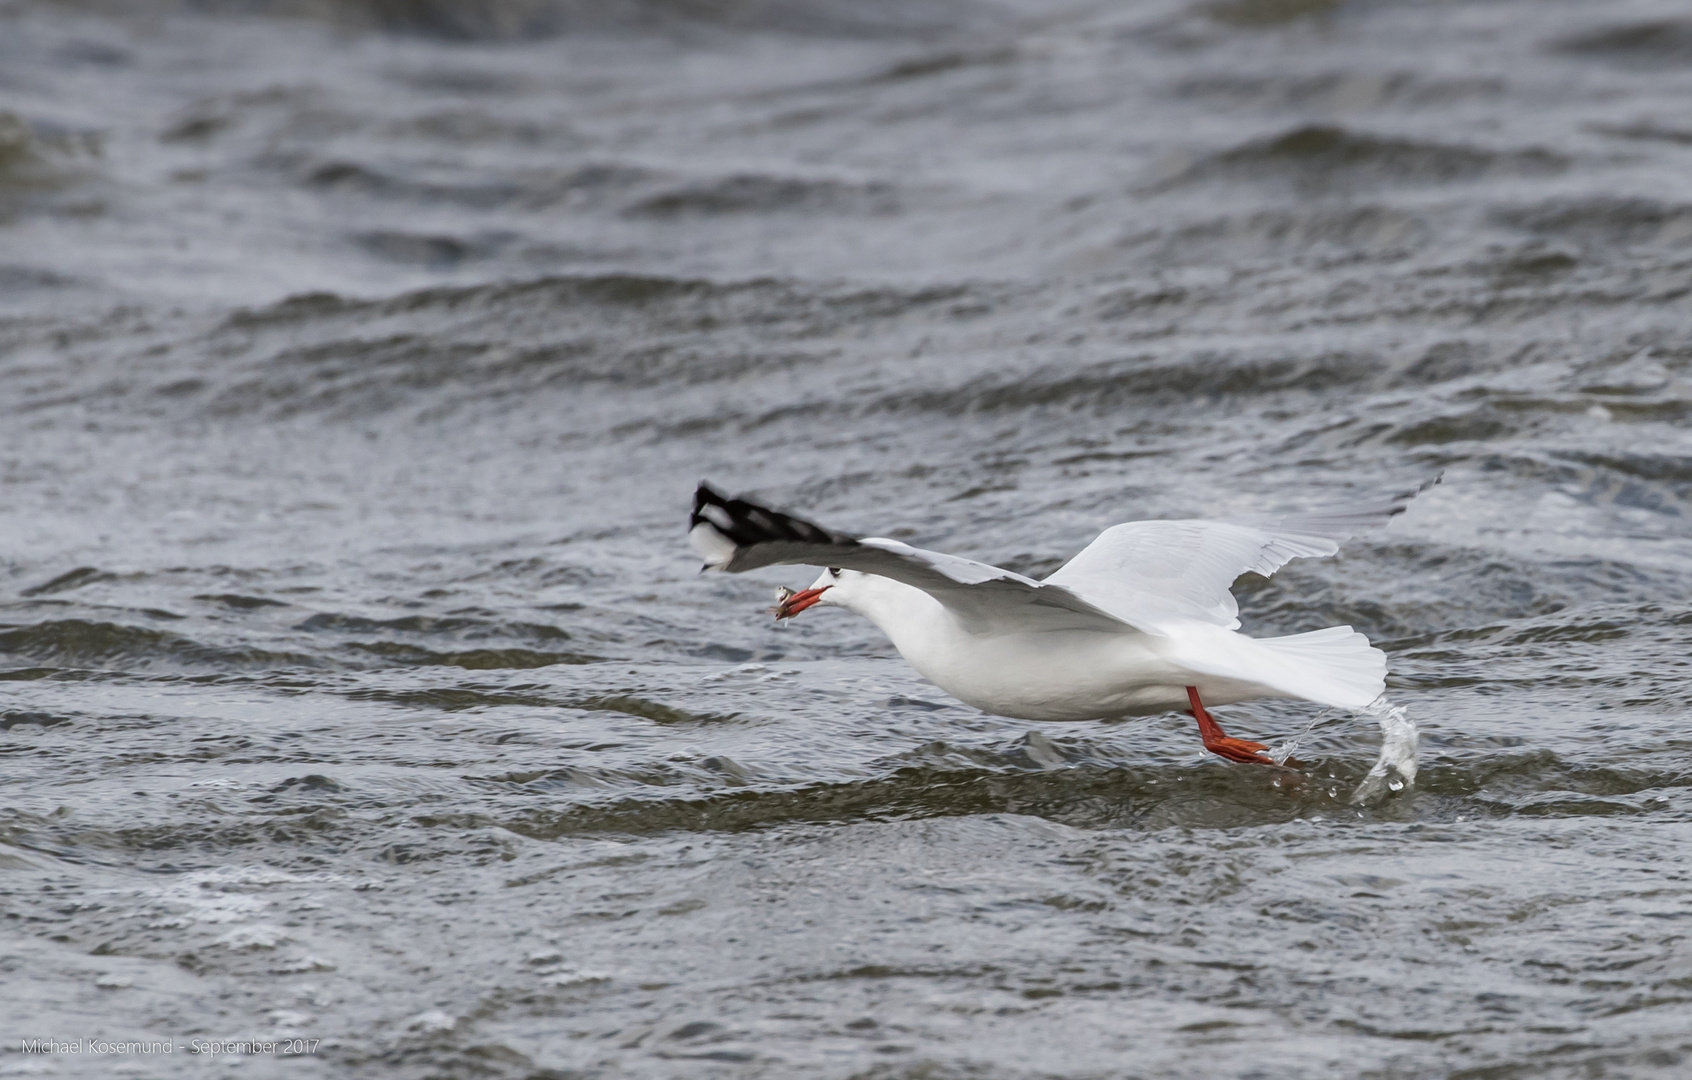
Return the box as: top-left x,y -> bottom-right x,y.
692,481 -> 728,529
689,482 -> 857,549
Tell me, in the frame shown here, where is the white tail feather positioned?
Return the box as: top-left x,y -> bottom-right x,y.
1252,625 -> 1387,709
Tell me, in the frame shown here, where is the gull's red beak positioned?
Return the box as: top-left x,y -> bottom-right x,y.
771,585 -> 830,620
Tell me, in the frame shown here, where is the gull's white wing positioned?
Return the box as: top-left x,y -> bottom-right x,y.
1043,479 -> 1436,635
689,483 -> 1128,633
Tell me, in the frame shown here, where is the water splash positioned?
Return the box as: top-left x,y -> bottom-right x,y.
1348,696 -> 1419,804
1266,708 -> 1330,767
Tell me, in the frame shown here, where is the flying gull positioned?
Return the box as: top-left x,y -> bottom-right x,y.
689,479 -> 1433,764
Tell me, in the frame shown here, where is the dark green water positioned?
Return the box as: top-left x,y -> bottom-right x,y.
2,1 -> 1690,1076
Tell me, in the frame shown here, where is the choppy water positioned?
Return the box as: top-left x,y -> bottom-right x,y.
3,0 -> 1692,1076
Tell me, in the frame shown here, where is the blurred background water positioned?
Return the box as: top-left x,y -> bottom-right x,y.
2,1 -> 1691,1076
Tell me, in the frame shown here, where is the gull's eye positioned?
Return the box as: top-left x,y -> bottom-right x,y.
827,567 -> 841,577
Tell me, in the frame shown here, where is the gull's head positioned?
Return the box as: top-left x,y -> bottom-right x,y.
772,566 -> 857,620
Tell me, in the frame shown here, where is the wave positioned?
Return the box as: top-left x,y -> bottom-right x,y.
0,619 -> 316,671
496,744 -> 1688,838
172,274 -> 985,417
499,763 -> 1209,836
353,231 -> 491,268
1420,750 -> 1687,815
293,612 -> 596,668
343,685 -> 734,721
193,593 -> 290,610
1202,0 -> 1345,30
169,0 -> 1004,41
1555,450 -> 1692,491
1122,205 -> 1432,265
20,567 -> 116,596
872,44 -> 1018,82
624,174 -> 900,218
1551,20 -> 1692,66
344,643 -> 598,668
346,685 -> 568,710
0,113 -> 73,189
1155,124 -> 1567,196
1496,197 -> 1692,249
1,710 -> 69,730
0,608 -> 593,674
295,157 -> 658,211
1175,71 -> 1506,112
224,272 -> 970,332
293,611 -> 574,642
0,111 -> 99,218
874,349 -> 1385,416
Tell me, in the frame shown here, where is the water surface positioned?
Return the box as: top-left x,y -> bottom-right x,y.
2,0 -> 1691,1076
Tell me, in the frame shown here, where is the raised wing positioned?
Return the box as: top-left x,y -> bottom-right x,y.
689,483 -> 1128,633
1044,477 -> 1437,634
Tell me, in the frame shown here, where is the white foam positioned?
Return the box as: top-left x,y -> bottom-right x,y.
1266,708 -> 1330,766
1348,695 -> 1419,804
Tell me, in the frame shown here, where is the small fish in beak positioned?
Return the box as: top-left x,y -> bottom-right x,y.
771,584 -> 830,620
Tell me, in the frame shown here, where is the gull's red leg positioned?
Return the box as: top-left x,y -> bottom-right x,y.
1186,686 -> 1275,765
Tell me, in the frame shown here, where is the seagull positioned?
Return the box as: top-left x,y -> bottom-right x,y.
688,479 -> 1433,764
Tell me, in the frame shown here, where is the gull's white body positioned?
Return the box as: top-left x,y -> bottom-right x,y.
689,482 -> 1427,725
812,567 -> 1384,722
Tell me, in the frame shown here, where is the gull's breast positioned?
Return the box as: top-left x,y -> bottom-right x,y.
887,616 -> 1185,722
